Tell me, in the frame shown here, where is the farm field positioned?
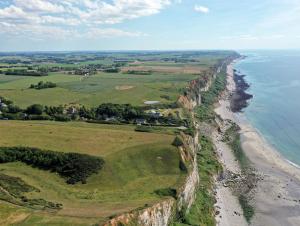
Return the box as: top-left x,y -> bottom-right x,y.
0,70 -> 199,108
0,121 -> 185,226
0,51 -> 231,108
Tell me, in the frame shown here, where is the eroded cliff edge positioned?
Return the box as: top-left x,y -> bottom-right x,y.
104,55 -> 238,226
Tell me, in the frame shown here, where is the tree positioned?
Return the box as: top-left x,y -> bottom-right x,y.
26,104 -> 44,115
7,104 -> 22,113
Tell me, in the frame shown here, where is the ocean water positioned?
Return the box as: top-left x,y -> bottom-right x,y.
234,50 -> 300,166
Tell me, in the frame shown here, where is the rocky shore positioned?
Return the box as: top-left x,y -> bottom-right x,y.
230,69 -> 253,113
214,62 -> 300,226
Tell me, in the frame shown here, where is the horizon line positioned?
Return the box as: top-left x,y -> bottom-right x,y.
0,48 -> 300,54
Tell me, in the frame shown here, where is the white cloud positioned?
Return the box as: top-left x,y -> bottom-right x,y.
0,23 -> 77,40
0,0 -> 174,25
84,28 -> 146,38
0,0 -> 175,40
194,5 -> 209,14
14,0 -> 66,13
0,21 -> 145,41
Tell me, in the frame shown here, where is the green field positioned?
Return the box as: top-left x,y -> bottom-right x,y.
0,71 -> 199,108
0,121 -> 185,225
0,51 -> 233,108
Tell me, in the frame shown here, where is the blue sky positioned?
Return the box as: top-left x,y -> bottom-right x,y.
0,0 -> 300,51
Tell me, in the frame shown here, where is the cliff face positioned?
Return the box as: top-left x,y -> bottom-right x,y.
178,70 -> 215,111
105,199 -> 175,226
177,132 -> 199,211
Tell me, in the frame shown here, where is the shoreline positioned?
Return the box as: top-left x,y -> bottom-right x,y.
213,60 -> 248,226
215,61 -> 300,226
238,112 -> 300,173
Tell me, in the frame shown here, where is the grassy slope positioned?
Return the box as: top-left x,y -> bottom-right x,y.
0,121 -> 185,226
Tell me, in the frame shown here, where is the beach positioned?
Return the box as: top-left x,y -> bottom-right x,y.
214,63 -> 300,226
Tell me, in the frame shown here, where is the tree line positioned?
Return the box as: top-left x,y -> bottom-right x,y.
0,147 -> 104,184
0,99 -> 185,127
5,69 -> 48,76
30,81 -> 57,90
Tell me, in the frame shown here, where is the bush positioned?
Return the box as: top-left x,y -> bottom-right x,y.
0,173 -> 62,209
239,195 -> 254,223
54,114 -> 71,122
154,187 -> 177,199
30,81 -> 57,90
7,104 -> 22,113
126,70 -> 152,75
1,112 -> 25,120
135,125 -> 153,133
104,68 -> 120,73
27,115 -> 52,120
0,96 -> 13,105
179,160 -> 188,172
172,136 -> 184,147
195,105 -> 215,122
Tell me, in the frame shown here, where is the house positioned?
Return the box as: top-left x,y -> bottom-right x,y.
105,116 -> 117,122
148,109 -> 161,118
0,102 -> 7,108
67,107 -> 77,115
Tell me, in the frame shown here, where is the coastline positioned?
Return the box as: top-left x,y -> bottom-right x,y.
213,61 -> 248,226
215,62 -> 300,226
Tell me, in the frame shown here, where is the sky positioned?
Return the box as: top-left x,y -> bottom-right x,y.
0,0 -> 300,51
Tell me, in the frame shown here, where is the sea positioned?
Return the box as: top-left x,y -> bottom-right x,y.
234,50 -> 300,167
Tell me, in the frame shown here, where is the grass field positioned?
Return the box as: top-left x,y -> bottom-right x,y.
0,71 -> 199,108
0,121 -> 185,226
0,52 -> 229,108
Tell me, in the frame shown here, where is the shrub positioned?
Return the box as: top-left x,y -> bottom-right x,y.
134,126 -> 153,133
1,112 -> 25,120
195,105 -> 215,122
172,136 -> 184,147
154,187 -> 177,199
7,104 -> 22,113
30,81 -> 57,90
27,115 -> 52,120
239,195 -> 254,223
54,114 -> 71,122
104,68 -> 120,73
179,160 -> 188,172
